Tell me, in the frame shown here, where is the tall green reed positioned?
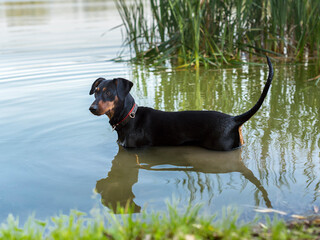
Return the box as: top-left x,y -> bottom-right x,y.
116,0 -> 320,68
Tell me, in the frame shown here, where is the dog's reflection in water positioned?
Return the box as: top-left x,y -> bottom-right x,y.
96,146 -> 272,213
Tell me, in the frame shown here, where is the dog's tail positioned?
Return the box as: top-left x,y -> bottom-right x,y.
233,56 -> 274,126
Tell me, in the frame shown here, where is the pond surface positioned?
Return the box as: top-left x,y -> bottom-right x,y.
0,0 -> 319,223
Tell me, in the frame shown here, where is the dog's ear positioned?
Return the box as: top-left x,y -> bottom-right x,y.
113,78 -> 133,100
89,78 -> 105,95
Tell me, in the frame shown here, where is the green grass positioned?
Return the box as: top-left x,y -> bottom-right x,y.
1,204 -> 320,239
115,0 -> 320,69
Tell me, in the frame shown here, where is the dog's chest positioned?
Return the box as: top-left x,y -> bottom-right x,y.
117,129 -> 149,148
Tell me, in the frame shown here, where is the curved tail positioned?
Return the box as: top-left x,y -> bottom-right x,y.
233,56 -> 274,125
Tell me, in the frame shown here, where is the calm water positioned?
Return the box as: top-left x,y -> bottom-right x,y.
0,0 -> 319,223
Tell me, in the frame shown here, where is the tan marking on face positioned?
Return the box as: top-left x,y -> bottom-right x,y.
96,87 -> 100,91
103,87 -> 106,91
97,96 -> 118,119
238,126 -> 244,145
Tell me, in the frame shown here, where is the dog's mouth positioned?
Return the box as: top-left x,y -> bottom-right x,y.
89,106 -> 103,116
90,100 -> 115,118
89,109 -> 112,118
90,111 -> 102,116
92,111 -> 104,116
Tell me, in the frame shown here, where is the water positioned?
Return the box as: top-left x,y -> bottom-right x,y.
0,0 -> 319,223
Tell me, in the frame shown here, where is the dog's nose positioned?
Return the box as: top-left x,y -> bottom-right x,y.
89,105 -> 98,113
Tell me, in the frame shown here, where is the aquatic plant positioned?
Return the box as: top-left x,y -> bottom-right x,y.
1,204 -> 320,239
116,0 -> 320,68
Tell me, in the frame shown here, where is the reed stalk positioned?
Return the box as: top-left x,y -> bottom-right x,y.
116,0 -> 320,68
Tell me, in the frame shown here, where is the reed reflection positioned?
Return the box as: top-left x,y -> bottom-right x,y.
96,146 -> 272,212
131,63 -> 320,204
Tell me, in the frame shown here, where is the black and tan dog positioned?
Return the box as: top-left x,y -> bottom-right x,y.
89,57 -> 274,151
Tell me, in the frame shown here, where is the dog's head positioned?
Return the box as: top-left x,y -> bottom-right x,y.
89,78 -> 133,118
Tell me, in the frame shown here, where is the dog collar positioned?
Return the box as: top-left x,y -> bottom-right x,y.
112,103 -> 138,131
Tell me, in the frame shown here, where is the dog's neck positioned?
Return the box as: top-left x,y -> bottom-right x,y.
108,94 -> 135,128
